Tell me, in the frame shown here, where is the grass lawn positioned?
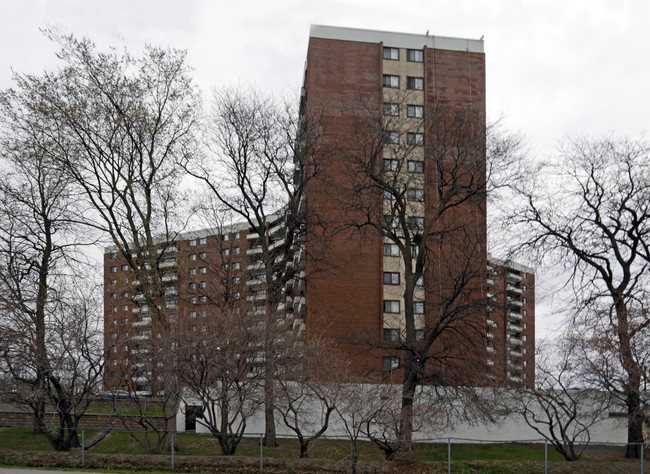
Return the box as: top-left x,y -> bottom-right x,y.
0,427 -> 640,473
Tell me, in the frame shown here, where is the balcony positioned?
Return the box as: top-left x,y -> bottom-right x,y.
486,278 -> 494,286
509,350 -> 523,358
247,261 -> 265,271
507,323 -> 523,333
506,284 -> 522,294
507,311 -> 522,321
507,375 -> 522,383
162,273 -> 177,282
487,318 -> 497,328
132,334 -> 150,341
506,297 -> 522,307
246,246 -> 263,255
507,337 -> 523,346
246,278 -> 266,287
506,272 -> 523,283
486,346 -> 496,354
160,259 -> 176,269
132,305 -> 149,314
133,317 -> 152,327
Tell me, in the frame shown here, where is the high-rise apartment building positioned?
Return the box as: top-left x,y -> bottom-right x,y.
299,25 -> 534,386
103,26 -> 534,392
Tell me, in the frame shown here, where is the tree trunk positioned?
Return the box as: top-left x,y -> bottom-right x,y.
264,363 -> 277,447
398,353 -> 417,451
299,440 -> 309,458
615,299 -> 644,458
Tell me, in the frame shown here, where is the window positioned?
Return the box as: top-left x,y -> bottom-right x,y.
222,249 -> 230,256
232,262 -> 241,270
222,233 -> 229,241
415,329 -> 425,341
384,131 -> 399,144
111,306 -> 117,313
384,243 -> 400,256
523,297 -> 527,304
384,300 -> 400,313
407,49 -> 423,62
523,322 -> 527,329
189,254 -> 197,261
383,102 -> 399,116
122,291 -> 129,298
189,282 -> 196,290
523,335 -> 527,342
407,132 -> 424,146
189,268 -> 197,276
122,305 -> 129,311
384,159 -> 398,171
234,232 -> 240,239
383,47 -> 399,60
383,75 -> 399,88
199,281 -> 207,289
407,77 -> 424,90
199,296 -> 207,303
121,264 -> 128,271
383,272 -> 400,285
384,328 -> 400,341
383,356 -> 400,370
189,239 -> 197,247
407,189 -> 424,201
232,292 -> 240,300
109,252 -> 117,260
409,217 -> 425,230
234,247 -> 240,255
110,279 -> 117,285
200,267 -> 207,274
408,161 -> 424,173
199,237 -> 207,245
222,263 -> 229,270
384,216 -> 399,229
110,293 -> 117,300
407,105 -> 423,118
233,277 -> 241,284
383,190 -> 395,200
413,302 -> 425,314
199,252 -> 207,260
522,285 -> 527,291
416,275 -> 424,286
523,309 -> 528,316
189,297 -> 197,304
411,244 -> 419,257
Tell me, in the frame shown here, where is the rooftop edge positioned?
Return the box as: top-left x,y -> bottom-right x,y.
309,24 -> 484,54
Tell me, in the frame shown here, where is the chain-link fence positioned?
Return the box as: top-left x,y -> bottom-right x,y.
0,427 -> 648,472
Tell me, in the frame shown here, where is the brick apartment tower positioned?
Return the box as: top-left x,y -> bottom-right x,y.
301,25 -> 534,386
102,26 -> 535,392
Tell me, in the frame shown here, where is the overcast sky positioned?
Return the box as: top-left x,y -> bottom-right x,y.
2,0 -> 648,338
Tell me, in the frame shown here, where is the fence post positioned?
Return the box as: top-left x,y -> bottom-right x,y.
448,437 -> 451,474
260,433 -> 264,472
544,439 -> 548,474
81,428 -> 85,468
171,431 -> 175,471
641,443 -> 644,474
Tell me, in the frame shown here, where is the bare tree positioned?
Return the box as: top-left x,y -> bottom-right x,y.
275,336 -> 344,458
509,337 -> 611,461
0,88 -> 103,450
332,96 -> 512,446
509,136 -> 650,457
181,88 -> 323,446
9,32 -> 200,442
176,305 -> 263,455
